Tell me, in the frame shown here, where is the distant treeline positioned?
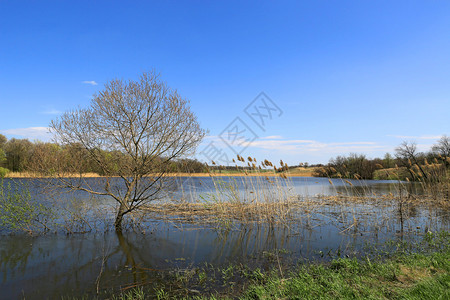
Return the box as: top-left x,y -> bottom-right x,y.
313,136 -> 450,180
1,134 -> 449,181
0,134 -> 208,176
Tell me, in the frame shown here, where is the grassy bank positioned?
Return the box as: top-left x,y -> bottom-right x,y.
91,232 -> 449,300
240,248 -> 449,300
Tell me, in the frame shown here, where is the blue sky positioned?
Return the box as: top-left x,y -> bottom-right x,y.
0,1 -> 449,165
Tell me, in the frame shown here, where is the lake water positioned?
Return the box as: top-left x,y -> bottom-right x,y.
1,176 -> 448,299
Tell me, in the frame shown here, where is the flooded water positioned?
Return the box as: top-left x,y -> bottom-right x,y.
1,176 -> 448,299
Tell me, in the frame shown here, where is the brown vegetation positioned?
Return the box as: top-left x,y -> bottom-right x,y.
42,72 -> 206,231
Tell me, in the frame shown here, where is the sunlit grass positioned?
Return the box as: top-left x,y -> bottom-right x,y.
70,232 -> 449,299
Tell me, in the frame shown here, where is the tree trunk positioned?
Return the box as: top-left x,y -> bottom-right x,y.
116,230 -> 137,283
114,201 -> 127,232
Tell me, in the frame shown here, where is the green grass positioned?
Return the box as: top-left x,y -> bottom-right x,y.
240,250 -> 449,300
81,233 -> 449,299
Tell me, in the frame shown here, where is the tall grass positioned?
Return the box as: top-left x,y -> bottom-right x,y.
144,156 -> 309,230
241,245 -> 450,300
142,155 -> 448,240
374,157 -> 450,203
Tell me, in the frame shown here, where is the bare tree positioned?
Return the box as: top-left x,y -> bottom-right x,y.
432,135 -> 450,167
50,72 -> 206,231
395,141 -> 428,180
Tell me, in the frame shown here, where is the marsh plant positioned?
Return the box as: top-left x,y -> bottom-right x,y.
143,153 -> 449,240
0,179 -> 54,235
0,180 -> 122,235
144,156 -> 304,230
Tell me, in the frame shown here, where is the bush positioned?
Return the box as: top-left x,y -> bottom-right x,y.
0,179 -> 54,234
0,167 -> 9,178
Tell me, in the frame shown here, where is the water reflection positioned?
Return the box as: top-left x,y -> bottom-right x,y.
3,215 -> 447,299
1,176 -> 418,203
0,176 -> 448,298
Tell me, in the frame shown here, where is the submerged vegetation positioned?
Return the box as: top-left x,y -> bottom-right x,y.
1,153 -> 448,236
0,179 -> 54,234
66,231 -> 450,299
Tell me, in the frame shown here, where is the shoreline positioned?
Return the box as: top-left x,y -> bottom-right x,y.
3,171 -> 315,179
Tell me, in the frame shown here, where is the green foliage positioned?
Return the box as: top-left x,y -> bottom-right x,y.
112,288 -> 145,300
313,153 -> 383,179
0,167 -> 9,178
0,148 -> 7,178
0,148 -> 6,163
0,134 -> 6,150
4,138 -> 34,172
239,244 -> 450,300
383,152 -> 395,168
0,180 -> 54,234
153,233 -> 450,299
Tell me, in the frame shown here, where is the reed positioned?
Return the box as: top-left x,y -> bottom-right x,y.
142,155 -> 449,238
145,156 -> 302,229
3,155 -> 448,236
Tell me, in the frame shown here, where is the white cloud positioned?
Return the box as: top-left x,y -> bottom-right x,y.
42,109 -> 62,115
197,135 -> 393,165
82,80 -> 98,86
203,135 -> 386,155
416,143 -> 435,152
388,135 -> 442,140
244,137 -> 383,154
261,135 -> 283,140
0,127 -> 52,141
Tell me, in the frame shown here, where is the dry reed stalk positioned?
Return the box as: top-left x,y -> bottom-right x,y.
160,157 -> 449,236
5,171 -> 102,178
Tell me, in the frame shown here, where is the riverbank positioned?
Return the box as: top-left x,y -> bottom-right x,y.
80,232 -> 450,299
3,167 -> 316,178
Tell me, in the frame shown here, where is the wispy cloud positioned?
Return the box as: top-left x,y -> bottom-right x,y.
261,135 -> 283,140
82,80 -> 98,86
244,137 -> 383,153
0,127 -> 51,141
42,109 -> 62,115
204,135 -> 386,155
388,135 -> 442,140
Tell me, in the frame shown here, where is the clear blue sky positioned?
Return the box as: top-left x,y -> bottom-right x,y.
1,1 -> 449,165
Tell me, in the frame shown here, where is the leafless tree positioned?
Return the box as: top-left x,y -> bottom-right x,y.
395,141 -> 428,180
432,135 -> 450,167
49,72 -> 206,231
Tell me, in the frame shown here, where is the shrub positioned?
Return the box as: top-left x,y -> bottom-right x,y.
0,167 -> 9,178
0,179 -> 54,234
